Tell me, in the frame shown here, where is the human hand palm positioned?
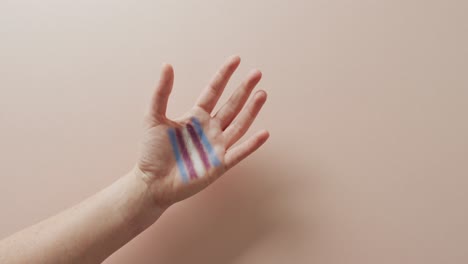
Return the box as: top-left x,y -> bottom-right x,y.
135,56 -> 269,207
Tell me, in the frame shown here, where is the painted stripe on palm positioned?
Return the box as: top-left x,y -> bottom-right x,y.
168,117 -> 221,182
168,128 -> 189,183
174,128 -> 198,180
181,126 -> 206,177
191,117 -> 221,167
186,123 -> 211,170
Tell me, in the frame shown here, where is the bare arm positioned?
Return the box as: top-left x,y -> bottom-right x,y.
0,169 -> 162,263
0,55 -> 269,263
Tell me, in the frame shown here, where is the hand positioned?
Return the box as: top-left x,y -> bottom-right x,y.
135,56 -> 269,208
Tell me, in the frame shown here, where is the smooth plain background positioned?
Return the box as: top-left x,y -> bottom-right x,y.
1,0 -> 467,263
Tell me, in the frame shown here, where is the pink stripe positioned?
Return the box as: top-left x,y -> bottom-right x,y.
175,128 -> 197,179
187,123 -> 211,170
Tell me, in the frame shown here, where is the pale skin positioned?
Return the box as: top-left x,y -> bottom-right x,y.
0,55 -> 269,264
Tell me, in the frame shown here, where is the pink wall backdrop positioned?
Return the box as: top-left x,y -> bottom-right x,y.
1,1 -> 467,263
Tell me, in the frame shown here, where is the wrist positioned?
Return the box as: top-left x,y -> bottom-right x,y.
132,165 -> 175,209
111,168 -> 166,236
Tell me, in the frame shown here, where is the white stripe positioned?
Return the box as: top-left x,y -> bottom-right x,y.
181,126 -> 206,177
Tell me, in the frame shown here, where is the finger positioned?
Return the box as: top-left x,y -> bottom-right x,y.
195,55 -> 241,113
214,69 -> 262,130
149,63 -> 174,119
224,130 -> 269,170
224,90 -> 267,148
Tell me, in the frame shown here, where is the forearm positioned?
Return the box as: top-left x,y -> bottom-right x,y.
0,168 -> 165,264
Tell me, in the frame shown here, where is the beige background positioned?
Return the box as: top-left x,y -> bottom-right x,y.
1,0 -> 467,263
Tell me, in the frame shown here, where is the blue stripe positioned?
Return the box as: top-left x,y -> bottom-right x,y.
191,117 -> 221,167
168,128 -> 189,183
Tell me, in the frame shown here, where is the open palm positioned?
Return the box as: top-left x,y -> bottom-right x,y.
135,56 -> 269,207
